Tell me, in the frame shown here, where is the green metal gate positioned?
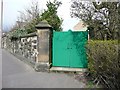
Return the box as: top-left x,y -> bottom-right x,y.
52,30 -> 88,68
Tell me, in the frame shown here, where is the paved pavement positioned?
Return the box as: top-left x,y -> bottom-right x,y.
2,49 -> 85,88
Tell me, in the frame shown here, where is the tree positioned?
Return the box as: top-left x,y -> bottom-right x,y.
17,0 -> 40,33
71,0 -> 120,40
40,0 -> 63,31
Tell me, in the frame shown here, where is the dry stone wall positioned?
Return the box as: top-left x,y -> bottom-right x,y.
2,33 -> 38,64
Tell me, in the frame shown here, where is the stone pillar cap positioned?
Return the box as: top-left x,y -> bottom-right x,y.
35,20 -> 52,29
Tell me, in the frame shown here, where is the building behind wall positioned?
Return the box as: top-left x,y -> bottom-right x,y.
73,21 -> 88,31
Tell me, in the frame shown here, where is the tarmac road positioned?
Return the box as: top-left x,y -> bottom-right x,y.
2,49 -> 85,88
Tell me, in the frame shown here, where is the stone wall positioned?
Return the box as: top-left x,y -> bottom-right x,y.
2,31 -> 51,72
17,35 -> 38,63
2,33 -> 38,65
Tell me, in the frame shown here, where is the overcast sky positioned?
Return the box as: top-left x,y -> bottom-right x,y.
2,0 -> 79,31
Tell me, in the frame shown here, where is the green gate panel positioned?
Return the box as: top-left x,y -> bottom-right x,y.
70,32 -> 88,68
52,30 -> 88,68
52,32 -> 70,67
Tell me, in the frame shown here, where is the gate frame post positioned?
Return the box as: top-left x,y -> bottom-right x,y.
35,20 -> 52,72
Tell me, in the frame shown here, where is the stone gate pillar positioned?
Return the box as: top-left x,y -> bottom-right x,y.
35,20 -> 52,72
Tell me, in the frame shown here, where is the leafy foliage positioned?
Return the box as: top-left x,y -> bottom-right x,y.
71,1 -> 120,40
20,1 -> 40,34
40,0 -> 63,31
9,29 -> 27,39
86,40 -> 120,88
9,1 -> 40,38
10,0 -> 63,39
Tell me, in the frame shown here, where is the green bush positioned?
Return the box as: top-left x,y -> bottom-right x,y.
86,40 -> 120,88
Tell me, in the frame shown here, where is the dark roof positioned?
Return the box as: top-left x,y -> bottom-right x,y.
35,20 -> 52,29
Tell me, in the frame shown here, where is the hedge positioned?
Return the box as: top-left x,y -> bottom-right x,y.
86,40 -> 120,88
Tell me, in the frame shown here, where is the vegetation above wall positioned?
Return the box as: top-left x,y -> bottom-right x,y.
71,1 -> 120,40
9,0 -> 63,38
40,0 -> 63,31
9,29 -> 27,39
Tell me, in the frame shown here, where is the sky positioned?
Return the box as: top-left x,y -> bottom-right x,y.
2,0 -> 80,32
